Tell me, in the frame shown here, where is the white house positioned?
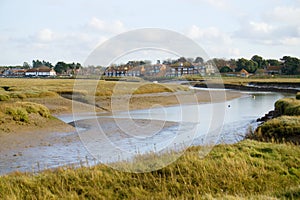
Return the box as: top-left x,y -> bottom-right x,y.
25,66 -> 56,77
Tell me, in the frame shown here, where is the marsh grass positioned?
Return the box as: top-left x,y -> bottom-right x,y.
252,95 -> 300,144
0,140 -> 299,199
275,98 -> 300,116
0,78 -> 188,101
1,102 -> 51,123
254,116 -> 300,143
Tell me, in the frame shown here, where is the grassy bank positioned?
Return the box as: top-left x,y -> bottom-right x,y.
0,102 -> 54,133
0,140 -> 299,199
254,116 -> 300,143
215,77 -> 300,85
0,78 -> 187,100
275,98 -> 300,116
251,95 -> 300,144
0,78 -> 189,112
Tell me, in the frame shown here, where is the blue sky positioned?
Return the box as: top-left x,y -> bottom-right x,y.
1,0 -> 300,65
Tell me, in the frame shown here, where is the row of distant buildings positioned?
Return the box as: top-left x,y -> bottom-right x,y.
0,66 -> 56,77
0,63 -> 283,78
104,63 -> 283,78
104,63 -> 217,77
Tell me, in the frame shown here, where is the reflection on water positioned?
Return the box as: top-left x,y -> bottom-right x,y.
0,91 -> 289,174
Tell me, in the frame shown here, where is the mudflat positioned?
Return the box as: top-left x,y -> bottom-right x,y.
0,87 -> 242,174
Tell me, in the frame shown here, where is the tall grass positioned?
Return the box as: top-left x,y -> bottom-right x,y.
0,78 -> 188,101
0,140 -> 299,199
275,98 -> 300,116
254,116 -> 300,143
252,95 -> 300,143
1,102 -> 51,123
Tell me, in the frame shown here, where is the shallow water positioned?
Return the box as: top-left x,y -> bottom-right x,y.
0,91 -> 289,174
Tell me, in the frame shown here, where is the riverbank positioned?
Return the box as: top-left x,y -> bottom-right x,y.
1,140 -> 299,199
0,81 -> 243,174
250,94 -> 300,144
193,82 -> 300,93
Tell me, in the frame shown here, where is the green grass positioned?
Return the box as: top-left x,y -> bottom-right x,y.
1,102 -> 51,123
212,76 -> 300,85
0,78 -> 188,101
296,92 -> 300,100
0,140 -> 299,199
251,95 -> 300,144
275,98 -> 300,116
254,116 -> 300,143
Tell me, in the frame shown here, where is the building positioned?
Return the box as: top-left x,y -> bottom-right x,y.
2,68 -> 26,77
240,69 -> 250,77
25,66 -> 56,77
266,66 -> 282,75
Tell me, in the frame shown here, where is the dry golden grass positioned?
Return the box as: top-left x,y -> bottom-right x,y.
0,78 -> 188,99
219,77 -> 300,85
0,140 -> 299,199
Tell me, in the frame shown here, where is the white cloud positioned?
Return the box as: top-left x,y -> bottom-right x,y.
232,4 -> 300,47
87,17 -> 126,34
265,6 -> 300,26
205,46 -> 240,58
36,28 -> 55,42
234,20 -> 275,40
185,25 -> 240,58
235,18 -> 300,46
279,37 -> 300,46
187,25 -> 231,44
249,21 -> 274,34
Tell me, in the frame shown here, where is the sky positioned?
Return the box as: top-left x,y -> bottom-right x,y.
1,0 -> 300,65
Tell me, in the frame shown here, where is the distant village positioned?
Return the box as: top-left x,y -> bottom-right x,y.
0,55 -> 299,78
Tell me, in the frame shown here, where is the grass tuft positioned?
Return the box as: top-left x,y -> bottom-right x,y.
254,116 -> 300,143
0,94 -> 10,101
3,102 -> 51,123
275,98 -> 300,116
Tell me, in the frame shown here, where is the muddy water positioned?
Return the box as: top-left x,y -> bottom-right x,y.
0,91 -> 289,175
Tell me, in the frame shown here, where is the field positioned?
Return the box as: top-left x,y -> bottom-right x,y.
0,140 -> 299,199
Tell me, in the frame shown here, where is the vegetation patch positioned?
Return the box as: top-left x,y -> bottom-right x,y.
0,93 -> 10,101
1,102 -> 51,123
275,98 -> 300,116
133,83 -> 174,94
252,95 -> 300,144
253,116 -> 300,143
0,140 -> 299,199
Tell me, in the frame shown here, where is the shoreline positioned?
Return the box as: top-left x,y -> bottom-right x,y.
193,82 -> 300,94
0,89 -> 243,174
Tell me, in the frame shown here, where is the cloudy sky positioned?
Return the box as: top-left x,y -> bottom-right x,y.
1,0 -> 300,65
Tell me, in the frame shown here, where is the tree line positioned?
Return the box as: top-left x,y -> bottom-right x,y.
22,60 -> 83,74
216,55 -> 300,75
1,55 -> 300,75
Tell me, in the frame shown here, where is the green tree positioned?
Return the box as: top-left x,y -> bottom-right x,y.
220,66 -> 233,73
251,55 -> 265,69
266,59 -> 281,66
195,57 -> 204,64
210,58 -> 227,70
280,56 -> 300,75
23,62 -> 30,69
54,61 -> 68,74
42,60 -> 53,68
236,58 -> 258,73
32,60 -> 43,68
